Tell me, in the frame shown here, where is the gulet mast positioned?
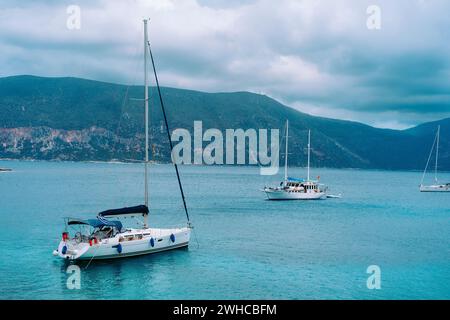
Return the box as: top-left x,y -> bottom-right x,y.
307,130 -> 311,182
284,120 -> 289,184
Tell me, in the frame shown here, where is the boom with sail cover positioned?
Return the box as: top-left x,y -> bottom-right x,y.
98,205 -> 149,217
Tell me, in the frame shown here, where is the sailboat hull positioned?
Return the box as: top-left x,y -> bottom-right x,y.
78,242 -> 189,260
56,227 -> 191,261
420,184 -> 450,192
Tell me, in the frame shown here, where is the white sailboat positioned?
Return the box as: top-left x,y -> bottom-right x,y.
53,20 -> 192,261
263,120 -> 328,200
420,125 -> 450,192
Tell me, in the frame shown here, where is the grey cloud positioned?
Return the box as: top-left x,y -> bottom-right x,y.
0,0 -> 449,129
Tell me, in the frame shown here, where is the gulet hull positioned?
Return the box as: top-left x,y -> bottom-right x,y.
264,189 -> 326,200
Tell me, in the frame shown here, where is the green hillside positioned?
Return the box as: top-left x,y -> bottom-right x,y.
0,75 -> 448,170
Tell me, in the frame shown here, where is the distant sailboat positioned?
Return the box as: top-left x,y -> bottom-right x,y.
419,125 -> 450,192
263,120 -> 328,200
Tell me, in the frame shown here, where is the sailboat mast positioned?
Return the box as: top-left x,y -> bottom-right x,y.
284,120 -> 289,183
307,130 -> 311,181
435,125 -> 440,182
143,19 -> 149,227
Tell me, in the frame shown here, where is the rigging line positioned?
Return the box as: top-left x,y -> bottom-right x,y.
147,39 -> 191,225
435,126 -> 440,182
110,85 -> 131,157
279,123 -> 290,160
420,129 -> 438,186
111,31 -> 144,160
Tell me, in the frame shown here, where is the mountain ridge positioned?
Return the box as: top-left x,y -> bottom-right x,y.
0,75 -> 449,170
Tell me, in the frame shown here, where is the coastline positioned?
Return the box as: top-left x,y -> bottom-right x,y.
0,158 -> 446,174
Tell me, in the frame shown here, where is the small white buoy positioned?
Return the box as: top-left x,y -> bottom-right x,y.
52,250 -> 58,256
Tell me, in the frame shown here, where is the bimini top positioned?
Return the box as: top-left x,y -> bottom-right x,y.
98,205 -> 149,217
68,218 -> 123,230
287,177 -> 305,182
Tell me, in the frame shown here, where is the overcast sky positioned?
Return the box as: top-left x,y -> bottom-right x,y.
1,0 -> 450,129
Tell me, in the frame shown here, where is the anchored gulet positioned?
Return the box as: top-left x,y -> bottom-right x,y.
53,20 -> 192,261
263,120 -> 328,200
419,125 -> 450,192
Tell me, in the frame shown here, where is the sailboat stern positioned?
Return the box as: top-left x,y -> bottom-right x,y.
55,240 -> 90,260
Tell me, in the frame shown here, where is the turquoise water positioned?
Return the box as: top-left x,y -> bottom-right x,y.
0,160 -> 449,300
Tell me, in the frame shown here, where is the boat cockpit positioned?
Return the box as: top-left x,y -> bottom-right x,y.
65,218 -> 123,244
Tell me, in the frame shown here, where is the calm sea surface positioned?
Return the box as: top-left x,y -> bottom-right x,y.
0,160 -> 449,299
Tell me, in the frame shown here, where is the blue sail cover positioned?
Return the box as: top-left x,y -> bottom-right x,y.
288,177 -> 305,182
98,205 -> 149,217
68,218 -> 123,230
